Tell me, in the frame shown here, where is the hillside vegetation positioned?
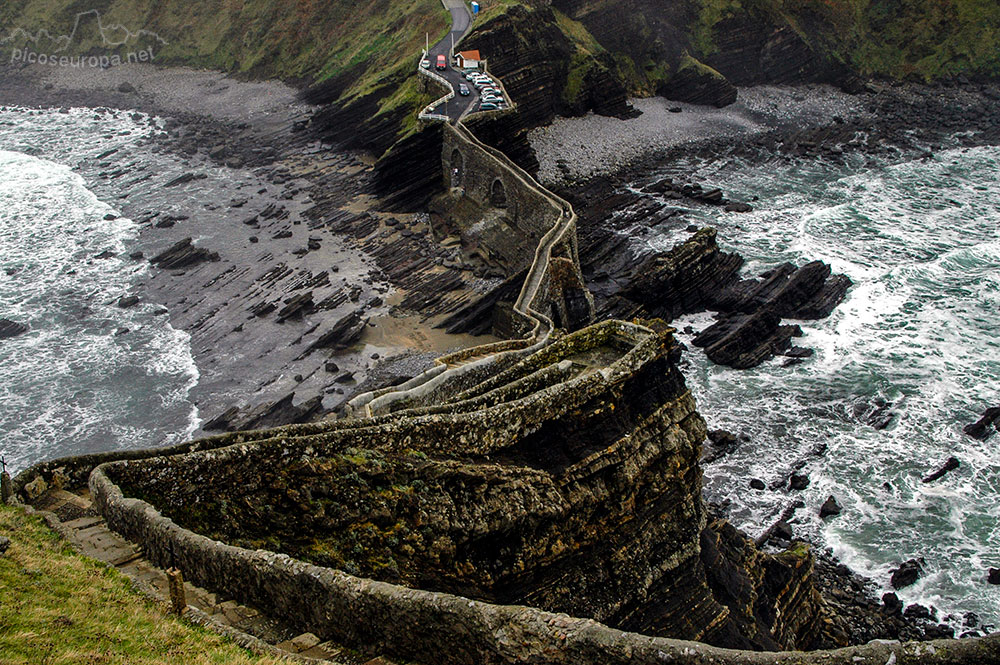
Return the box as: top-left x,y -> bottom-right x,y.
0,0 -> 449,150
694,0 -> 1000,80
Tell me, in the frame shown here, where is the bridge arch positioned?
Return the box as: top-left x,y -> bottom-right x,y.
489,178 -> 508,208
450,148 -> 464,188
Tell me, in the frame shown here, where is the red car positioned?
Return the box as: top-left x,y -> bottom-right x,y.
436,54 -> 446,70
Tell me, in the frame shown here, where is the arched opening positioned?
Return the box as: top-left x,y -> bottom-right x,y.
490,178 -> 507,208
450,149 -> 464,188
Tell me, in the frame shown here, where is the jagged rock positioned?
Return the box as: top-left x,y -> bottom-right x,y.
277,292 -> 314,322
789,473 -> 810,490
819,495 -> 842,518
714,261 -> 852,320
772,520 -> 794,541
625,229 -> 744,321
924,624 -> 955,639
659,55 -> 737,108
203,393 -> 324,432
693,309 -> 801,369
903,604 -> 931,620
964,406 -> 1000,440
881,592 -> 903,616
333,370 -> 355,384
890,559 -> 924,590
0,319 -> 28,339
163,172 -> 207,188
304,312 -> 366,354
151,238 -> 220,270
922,456 -> 960,483
23,476 -> 47,501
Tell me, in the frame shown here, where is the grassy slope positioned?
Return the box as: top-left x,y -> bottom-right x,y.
0,504 -> 288,665
0,0 -> 449,113
694,0 -> 1000,80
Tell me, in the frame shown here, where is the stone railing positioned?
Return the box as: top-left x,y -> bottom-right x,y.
417,50 -> 455,121
79,465 -> 1000,665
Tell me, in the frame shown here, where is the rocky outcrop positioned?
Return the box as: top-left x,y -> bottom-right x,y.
658,55 -> 738,108
964,406 -> 1000,440
0,319 -> 28,339
460,4 -> 634,126
94,322 -> 843,652
150,237 -> 220,270
202,392 -> 325,432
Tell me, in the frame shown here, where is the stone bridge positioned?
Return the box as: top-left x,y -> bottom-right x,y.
436,122 -> 593,335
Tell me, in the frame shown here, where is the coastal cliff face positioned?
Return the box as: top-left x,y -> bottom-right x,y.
107,322 -> 843,651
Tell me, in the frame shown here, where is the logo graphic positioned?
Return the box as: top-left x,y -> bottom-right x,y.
2,9 -> 167,69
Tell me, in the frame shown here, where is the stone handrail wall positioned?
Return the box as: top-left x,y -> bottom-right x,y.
417,49 -> 456,121
84,466 -> 1000,665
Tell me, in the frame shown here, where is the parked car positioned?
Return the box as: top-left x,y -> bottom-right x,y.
459,83 -> 470,96
420,57 -> 430,69
436,54 -> 446,70
480,102 -> 498,110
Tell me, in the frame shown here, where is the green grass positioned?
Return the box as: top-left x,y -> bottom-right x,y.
0,504 -> 289,665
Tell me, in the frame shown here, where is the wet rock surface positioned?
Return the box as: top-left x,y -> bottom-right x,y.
964,406 -> 1000,440
566,182 -> 850,368
0,319 -> 28,339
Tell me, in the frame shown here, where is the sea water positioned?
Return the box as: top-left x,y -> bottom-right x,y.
0,109 -> 198,476
644,146 -> 1000,629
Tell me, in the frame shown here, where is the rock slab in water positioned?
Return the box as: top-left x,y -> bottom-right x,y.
922,456 -> 960,483
0,319 -> 28,339
988,568 -> 1000,585
964,406 -> 1000,440
819,495 -> 842,518
891,558 -> 924,590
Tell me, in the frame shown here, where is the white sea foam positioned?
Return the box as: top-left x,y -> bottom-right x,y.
656,145 -> 1000,627
0,120 -> 199,475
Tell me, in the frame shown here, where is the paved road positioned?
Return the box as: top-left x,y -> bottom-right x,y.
425,0 -> 477,121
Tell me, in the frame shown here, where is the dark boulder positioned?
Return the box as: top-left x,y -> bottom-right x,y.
881,592 -> 903,616
924,624 -> 955,639
0,319 -> 28,339
772,520 -> 793,541
903,604 -> 931,620
922,456 -> 960,483
749,478 -> 765,490
891,558 -> 924,590
150,238 -> 220,270
988,568 -> 1000,585
117,295 -> 140,309
693,309 -> 801,369
789,473 -> 810,490
819,495 -> 842,518
964,406 -> 1000,440
0,535 -> 9,555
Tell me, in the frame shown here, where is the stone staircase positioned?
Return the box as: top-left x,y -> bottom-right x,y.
30,487 -> 394,665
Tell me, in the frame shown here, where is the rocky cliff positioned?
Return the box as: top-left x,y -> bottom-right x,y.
107,321 -> 846,651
